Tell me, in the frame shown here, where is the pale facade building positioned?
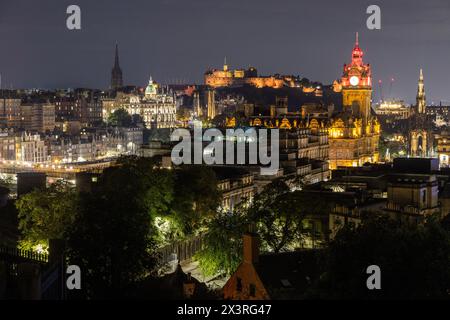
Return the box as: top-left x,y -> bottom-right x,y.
18,133 -> 48,163
103,77 -> 177,129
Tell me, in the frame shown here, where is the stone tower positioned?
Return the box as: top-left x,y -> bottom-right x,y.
410,69 -> 432,157
416,68 -> 426,114
207,89 -> 216,120
341,32 -> 372,126
328,33 -> 380,169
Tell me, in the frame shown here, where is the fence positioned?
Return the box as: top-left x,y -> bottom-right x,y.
157,234 -> 204,265
0,245 -> 48,263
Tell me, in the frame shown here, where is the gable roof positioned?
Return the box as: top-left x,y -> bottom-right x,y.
254,250 -> 322,299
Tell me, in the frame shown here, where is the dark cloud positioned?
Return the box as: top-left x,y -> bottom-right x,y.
0,0 -> 449,104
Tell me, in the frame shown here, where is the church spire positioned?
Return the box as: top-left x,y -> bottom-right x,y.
111,43 -> 123,90
355,32 -> 359,47
416,68 -> 426,114
114,43 -> 120,68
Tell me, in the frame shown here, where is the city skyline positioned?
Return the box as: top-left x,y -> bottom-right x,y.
1,0 -> 450,104
1,1 -> 450,303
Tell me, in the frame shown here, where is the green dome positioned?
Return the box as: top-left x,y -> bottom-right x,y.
145,76 -> 157,96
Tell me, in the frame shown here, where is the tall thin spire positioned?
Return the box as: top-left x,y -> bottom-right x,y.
114,43 -> 120,67
111,43 -> 123,90
416,68 -> 426,114
351,32 -> 363,66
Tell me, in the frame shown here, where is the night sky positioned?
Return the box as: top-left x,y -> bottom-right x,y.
1,0 -> 450,104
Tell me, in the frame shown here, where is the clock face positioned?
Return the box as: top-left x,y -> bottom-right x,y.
350,76 -> 360,86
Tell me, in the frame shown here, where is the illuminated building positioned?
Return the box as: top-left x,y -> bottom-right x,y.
214,167 -> 255,212
54,90 -> 104,126
0,129 -> 51,164
105,77 -> 177,129
20,103 -> 56,133
205,59 -> 324,96
206,89 -> 216,119
18,132 -> 48,163
47,126 -> 143,163
328,33 -> 380,169
245,109 -> 331,185
409,69 -> 433,157
436,133 -> 450,167
385,174 -> 440,222
426,103 -> 450,126
0,128 -> 16,160
374,100 -> 411,120
417,69 -> 426,114
1,98 -> 56,133
193,91 -> 202,117
204,59 -> 283,89
0,97 -> 22,127
226,35 -> 380,170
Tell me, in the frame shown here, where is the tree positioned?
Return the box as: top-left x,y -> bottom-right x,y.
249,179 -> 307,253
108,108 -> 132,127
115,156 -> 174,220
172,166 -> 221,236
65,157 -> 163,298
195,210 -> 248,277
15,156 -> 174,298
307,216 -> 450,299
115,156 -> 178,244
16,180 -> 78,251
293,191 -> 334,248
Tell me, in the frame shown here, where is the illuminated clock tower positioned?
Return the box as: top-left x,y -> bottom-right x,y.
341,32 -> 372,125
328,33 -> 380,169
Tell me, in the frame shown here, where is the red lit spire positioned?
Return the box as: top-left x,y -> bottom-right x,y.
351,32 -> 363,66
341,33 -> 372,88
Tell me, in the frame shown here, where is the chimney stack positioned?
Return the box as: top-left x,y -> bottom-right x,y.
243,227 -> 259,264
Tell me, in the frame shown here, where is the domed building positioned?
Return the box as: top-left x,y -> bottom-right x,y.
115,76 -> 177,129
144,76 -> 158,99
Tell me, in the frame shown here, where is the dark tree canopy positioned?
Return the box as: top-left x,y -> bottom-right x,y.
14,156 -> 229,297
307,217 -> 450,299
107,108 -> 133,127
249,179 -> 315,253
172,166 -> 221,236
65,157 -> 164,298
